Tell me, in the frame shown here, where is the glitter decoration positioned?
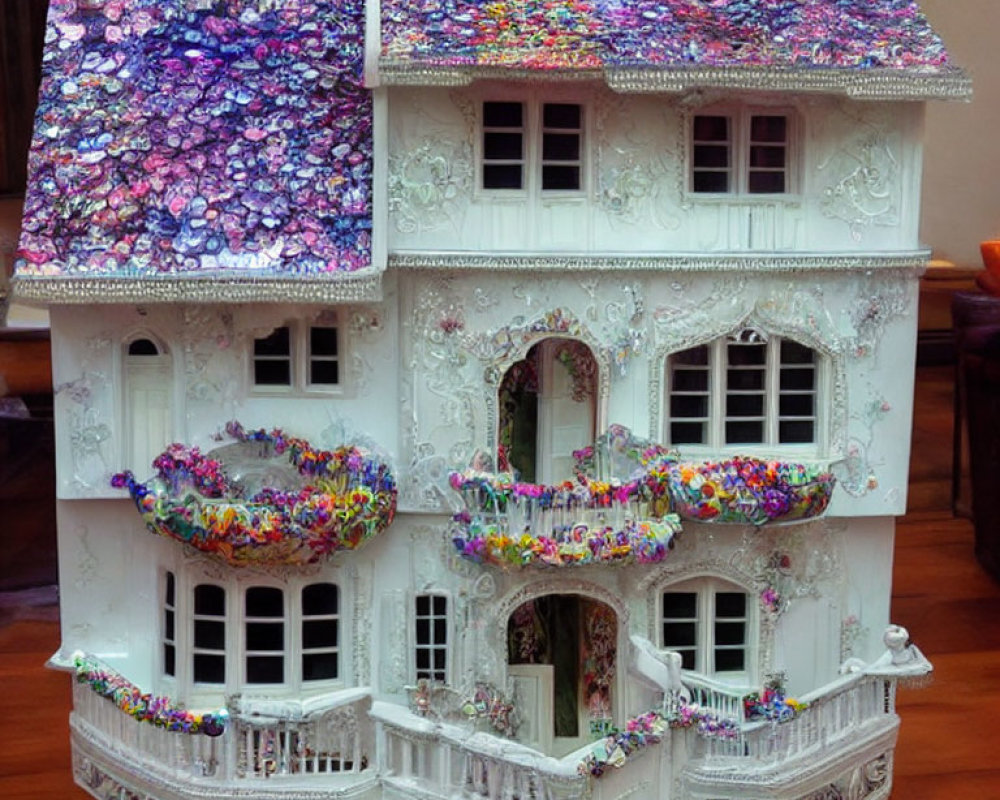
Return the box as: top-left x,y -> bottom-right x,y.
111,422 -> 397,566
75,653 -> 228,736
16,1 -> 372,287
381,0 -> 954,72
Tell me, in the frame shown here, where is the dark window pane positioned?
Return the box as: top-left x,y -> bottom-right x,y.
663,592 -> 697,618
433,649 -> 446,670
310,360 -> 339,385
484,131 -> 523,160
303,583 -> 338,616
247,621 -> 284,651
671,394 -> 708,418
748,171 -> 786,194
543,103 -> 580,128
780,369 -> 815,391
671,370 -> 708,392
727,369 -> 765,391
416,618 -> 429,644
432,596 -> 447,616
715,621 -> 746,646
416,595 -> 429,616
779,420 -> 815,444
194,653 -> 225,683
542,133 -> 579,161
165,572 -> 175,605
254,327 -> 290,356
310,326 -> 338,356
303,619 -> 338,649
434,618 -> 447,642
694,144 -> 729,169
416,649 -> 430,670
670,421 -> 705,444
727,343 -> 766,365
751,115 -> 787,143
165,610 -> 174,641
254,360 -> 291,386
726,394 -> 764,417
780,394 -> 814,417
303,652 -> 339,681
749,145 -> 786,169
662,622 -> 696,648
694,115 -> 728,141
672,346 -> 709,367
194,585 -> 225,616
715,648 -> 745,672
247,656 -> 284,683
195,619 -> 226,650
164,644 -> 175,676
693,171 -> 729,193
726,420 -> 764,443
781,341 -> 814,364
484,101 -> 522,128
246,587 -> 283,617
128,338 -> 159,356
542,165 -> 580,191
483,163 -> 522,190
678,649 -> 696,670
716,593 -> 746,618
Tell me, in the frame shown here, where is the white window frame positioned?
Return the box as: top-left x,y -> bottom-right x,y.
688,106 -> 798,198
659,577 -> 756,686
478,93 -> 588,199
169,570 -> 346,699
301,582 -> 341,683
664,331 -> 826,458
191,582 -> 228,687
244,585 -> 287,686
163,570 -> 177,680
250,315 -> 343,395
413,593 -> 450,684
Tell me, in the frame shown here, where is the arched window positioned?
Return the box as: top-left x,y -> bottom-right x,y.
666,331 -> 820,449
498,337 -> 597,483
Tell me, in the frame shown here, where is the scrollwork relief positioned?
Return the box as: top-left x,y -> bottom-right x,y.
388,138 -> 473,235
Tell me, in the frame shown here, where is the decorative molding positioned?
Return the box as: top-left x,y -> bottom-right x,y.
388,138 -> 473,235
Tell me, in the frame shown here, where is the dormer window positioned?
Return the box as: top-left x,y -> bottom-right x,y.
252,319 -> 340,393
691,111 -> 793,196
482,101 -> 583,193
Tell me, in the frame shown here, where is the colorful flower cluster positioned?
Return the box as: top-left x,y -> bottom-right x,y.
17,0 -> 371,280
579,703 -> 739,778
743,687 -> 808,723
666,458 -> 835,526
461,683 -> 519,737
452,517 -> 679,567
382,0 -> 952,71
75,654 -> 227,736
111,422 -> 396,566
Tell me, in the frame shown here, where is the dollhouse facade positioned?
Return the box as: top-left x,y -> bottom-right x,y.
13,2 -> 968,800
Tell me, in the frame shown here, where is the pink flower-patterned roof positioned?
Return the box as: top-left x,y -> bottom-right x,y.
14,0 -> 376,304
380,0 -> 968,97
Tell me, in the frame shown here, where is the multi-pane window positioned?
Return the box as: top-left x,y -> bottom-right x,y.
302,583 -> 339,681
483,101 -> 525,190
691,112 -> 791,195
482,101 -> 583,192
667,334 -> 818,448
193,584 -> 226,684
163,571 -> 176,677
661,583 -> 750,676
415,594 -> 448,683
245,587 -> 285,684
252,322 -> 340,391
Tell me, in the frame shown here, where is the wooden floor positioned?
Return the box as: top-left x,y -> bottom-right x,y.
1,365 -> 998,799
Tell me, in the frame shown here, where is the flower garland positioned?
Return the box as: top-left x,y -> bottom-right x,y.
743,687 -> 808,723
667,457 -> 835,526
111,422 -> 396,566
579,703 -> 739,778
461,683 -> 519,738
74,654 -> 227,737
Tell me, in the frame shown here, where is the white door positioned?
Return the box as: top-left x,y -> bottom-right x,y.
124,345 -> 172,478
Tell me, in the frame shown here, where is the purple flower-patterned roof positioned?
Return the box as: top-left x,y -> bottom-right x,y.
14,0 -> 376,304
380,0 -> 968,97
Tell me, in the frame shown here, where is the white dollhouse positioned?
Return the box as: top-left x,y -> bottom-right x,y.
13,2 -> 968,799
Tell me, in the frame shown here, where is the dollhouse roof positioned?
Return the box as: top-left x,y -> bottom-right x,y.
13,0 -> 377,304
379,0 -> 971,99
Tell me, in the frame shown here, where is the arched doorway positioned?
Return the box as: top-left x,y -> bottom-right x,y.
506,594 -> 616,756
497,338 -> 597,483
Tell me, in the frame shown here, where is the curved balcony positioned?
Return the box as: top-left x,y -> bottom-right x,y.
111,422 -> 397,567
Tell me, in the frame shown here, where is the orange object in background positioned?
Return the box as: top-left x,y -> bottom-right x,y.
978,240 -> 1000,295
